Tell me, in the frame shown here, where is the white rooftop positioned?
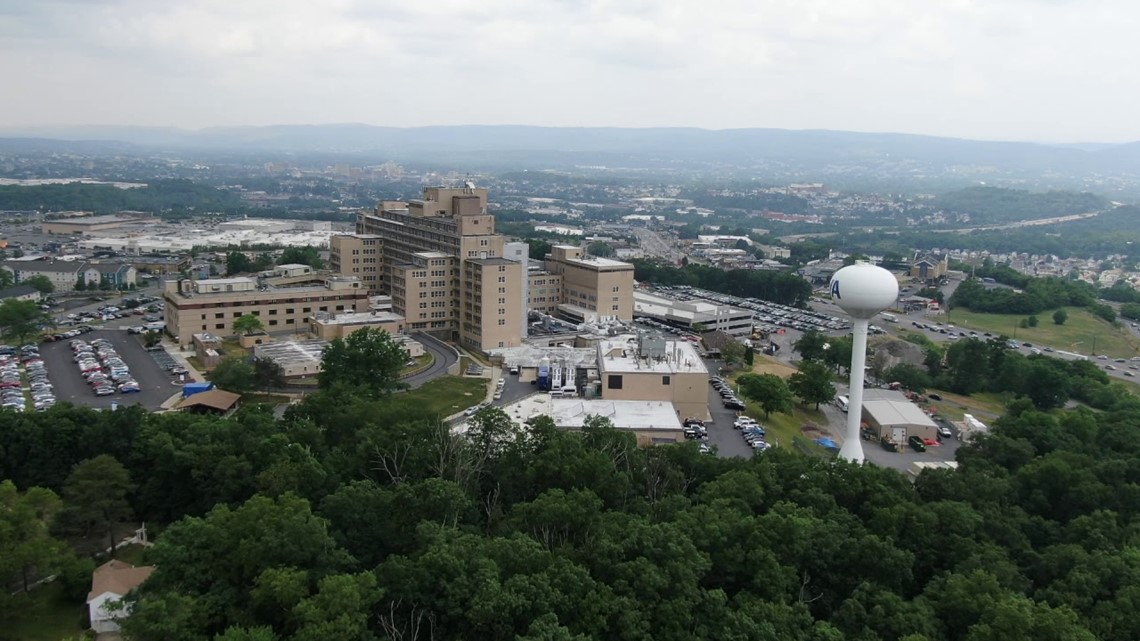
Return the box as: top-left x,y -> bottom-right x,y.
862,399 -> 938,428
563,255 -> 631,268
488,344 -> 598,368
633,291 -> 752,323
597,336 -> 707,375
313,311 -> 404,325
195,277 -> 256,287
500,395 -> 682,431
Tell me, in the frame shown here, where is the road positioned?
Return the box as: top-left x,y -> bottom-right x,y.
632,227 -> 684,263
403,333 -> 459,388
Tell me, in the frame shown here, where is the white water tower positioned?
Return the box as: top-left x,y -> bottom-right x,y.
829,262 -> 899,463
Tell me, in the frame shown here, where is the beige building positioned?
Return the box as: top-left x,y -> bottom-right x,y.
354,186 -> 527,351
43,213 -> 158,235
309,310 -> 405,340
596,334 -> 709,420
544,245 -> 635,323
163,275 -> 368,347
329,234 -> 383,293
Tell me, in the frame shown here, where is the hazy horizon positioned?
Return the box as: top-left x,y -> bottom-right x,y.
3,1 -> 1138,144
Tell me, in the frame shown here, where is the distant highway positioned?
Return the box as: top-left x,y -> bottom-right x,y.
632,227 -> 684,263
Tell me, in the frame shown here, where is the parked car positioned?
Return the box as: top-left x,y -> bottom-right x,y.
908,435 -> 927,452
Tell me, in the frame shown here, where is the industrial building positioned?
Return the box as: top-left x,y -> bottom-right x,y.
596,334 -> 709,420
163,275 -> 369,348
633,290 -> 753,335
499,395 -> 685,445
859,389 -> 938,442
253,334 -> 422,379
42,213 -> 159,235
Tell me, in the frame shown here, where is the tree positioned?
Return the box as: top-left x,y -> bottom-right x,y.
0,268 -> 13,289
233,314 -> 265,335
209,357 -> 256,394
882,363 -> 932,394
254,358 -> 286,391
1053,309 -> 1068,325
586,241 -> 615,258
720,339 -> 744,366
227,251 -> 254,275
23,274 -> 54,294
144,330 -> 163,348
61,455 -> 135,557
278,246 -> 324,270
788,361 -> 836,409
0,299 -> 50,344
318,327 -> 408,397
824,336 -> 854,374
744,345 -> 755,366
793,330 -> 829,362
0,480 -> 73,596
737,373 -> 794,418
1027,315 -> 1039,328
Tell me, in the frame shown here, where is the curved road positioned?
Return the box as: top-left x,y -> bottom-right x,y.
403,332 -> 459,388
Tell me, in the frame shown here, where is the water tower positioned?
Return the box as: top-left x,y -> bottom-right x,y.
829,262 -> 899,463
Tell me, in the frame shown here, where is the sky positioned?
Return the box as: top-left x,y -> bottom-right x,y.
0,0 -> 1135,142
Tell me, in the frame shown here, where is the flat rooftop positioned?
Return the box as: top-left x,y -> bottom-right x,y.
633,291 -> 752,322
597,336 -> 707,375
560,255 -> 632,269
487,344 -> 598,368
254,340 -> 328,364
312,311 -> 404,325
863,399 -> 938,428
500,395 -> 682,431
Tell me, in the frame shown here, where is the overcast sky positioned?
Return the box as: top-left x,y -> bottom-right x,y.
1,0 -> 1134,142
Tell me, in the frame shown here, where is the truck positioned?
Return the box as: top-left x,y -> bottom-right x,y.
880,313 -> 899,323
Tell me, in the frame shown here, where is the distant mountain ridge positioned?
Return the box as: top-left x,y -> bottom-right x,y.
4,124 -> 1140,175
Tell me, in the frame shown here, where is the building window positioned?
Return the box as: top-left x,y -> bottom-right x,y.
269,309 -> 278,315
608,375 -> 623,390
215,323 -> 224,330
233,312 -> 243,318
215,312 -> 224,319
303,307 -> 311,313
269,319 -> 278,326
662,376 -> 671,385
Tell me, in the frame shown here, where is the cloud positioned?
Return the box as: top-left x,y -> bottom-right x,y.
0,0 -> 1136,141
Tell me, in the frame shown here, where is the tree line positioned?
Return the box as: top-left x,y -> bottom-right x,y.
2,327 -> 1138,638
632,259 -> 812,307
949,276 -> 1116,321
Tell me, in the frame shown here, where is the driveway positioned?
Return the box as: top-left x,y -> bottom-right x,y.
404,333 -> 459,389
39,329 -> 182,410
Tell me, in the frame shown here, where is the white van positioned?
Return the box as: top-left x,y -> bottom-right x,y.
835,395 -> 849,413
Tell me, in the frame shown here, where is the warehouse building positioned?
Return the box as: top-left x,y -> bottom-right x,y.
860,389 -> 938,442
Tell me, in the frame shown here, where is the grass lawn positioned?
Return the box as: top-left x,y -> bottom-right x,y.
242,393 -> 294,405
927,390 -> 1008,421
943,307 -> 1140,358
2,581 -> 85,641
400,353 -> 434,376
726,367 -> 834,455
748,353 -> 798,378
402,375 -> 488,417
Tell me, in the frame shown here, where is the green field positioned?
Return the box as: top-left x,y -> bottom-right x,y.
943,307 -> 1140,358
2,581 -> 85,641
402,375 -> 489,417
726,371 -> 834,454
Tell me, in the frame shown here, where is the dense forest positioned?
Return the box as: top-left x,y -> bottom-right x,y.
931,187 -> 1109,225
3,361 -> 1140,640
632,259 -> 812,307
0,180 -> 246,214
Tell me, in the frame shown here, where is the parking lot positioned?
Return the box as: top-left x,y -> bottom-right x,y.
39,329 -> 184,410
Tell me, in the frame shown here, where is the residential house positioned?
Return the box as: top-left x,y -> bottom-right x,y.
87,559 -> 155,634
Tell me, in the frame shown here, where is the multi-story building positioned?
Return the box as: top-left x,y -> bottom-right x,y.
337,187 -> 637,352
543,245 -> 635,323
0,260 -> 136,292
163,275 -> 368,347
595,333 -> 709,419
329,234 -> 383,293
353,186 -> 527,351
